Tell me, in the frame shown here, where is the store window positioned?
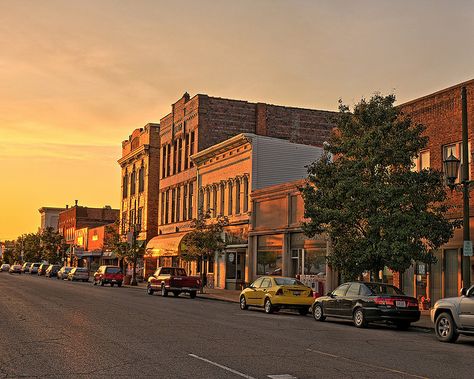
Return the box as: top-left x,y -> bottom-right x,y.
257,251 -> 282,276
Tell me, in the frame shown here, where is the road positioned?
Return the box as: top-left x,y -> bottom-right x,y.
0,273 -> 472,379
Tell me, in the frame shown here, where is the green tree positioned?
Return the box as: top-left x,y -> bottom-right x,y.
39,227 -> 66,264
14,233 -> 42,263
181,210 -> 228,291
1,241 -> 16,264
301,93 -> 458,280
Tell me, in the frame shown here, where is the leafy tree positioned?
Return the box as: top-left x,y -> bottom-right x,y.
1,241 -> 16,264
181,210 -> 228,291
301,93 -> 458,280
14,233 -> 42,263
39,227 -> 66,264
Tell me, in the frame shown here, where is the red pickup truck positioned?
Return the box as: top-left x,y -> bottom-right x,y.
147,267 -> 200,298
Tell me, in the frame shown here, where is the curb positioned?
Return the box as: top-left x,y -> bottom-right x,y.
197,295 -> 239,304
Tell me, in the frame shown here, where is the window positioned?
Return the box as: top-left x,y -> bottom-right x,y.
162,145 -> 166,178
190,131 -> 195,167
166,144 -> 171,177
220,183 -> 225,216
257,251 -> 282,275
138,166 -> 145,192
332,284 -> 350,297
188,182 -> 194,219
173,141 -> 177,175
183,185 -> 188,221
243,176 -> 249,212
165,190 -> 169,224
122,173 -> 128,199
129,209 -> 135,227
160,192 -> 165,225
251,277 -> 264,288
177,138 -> 182,173
130,170 -> 136,195
346,283 -> 361,297
206,188 -> 211,213
412,150 -> 430,172
176,187 -> 181,222
443,141 -> 471,182
198,188 -> 204,213
137,208 -> 143,230
228,181 -> 233,215
184,134 -> 190,169
235,179 -> 241,214
171,188 -> 176,223
212,186 -> 217,218
261,278 -> 272,288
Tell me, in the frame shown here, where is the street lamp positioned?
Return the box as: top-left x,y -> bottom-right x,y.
443,86 -> 471,288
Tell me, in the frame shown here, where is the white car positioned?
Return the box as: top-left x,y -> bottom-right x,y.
9,264 -> 22,274
0,263 -> 10,272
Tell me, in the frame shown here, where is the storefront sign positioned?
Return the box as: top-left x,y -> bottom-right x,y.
464,240 -> 473,256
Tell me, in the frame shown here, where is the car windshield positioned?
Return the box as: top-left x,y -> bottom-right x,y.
365,283 -> 405,296
32,263 -> 41,267
76,268 -> 88,272
274,278 -> 304,286
106,267 -> 122,274
64,267 -> 72,272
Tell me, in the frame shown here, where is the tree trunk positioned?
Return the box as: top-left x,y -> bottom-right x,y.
131,255 -> 138,286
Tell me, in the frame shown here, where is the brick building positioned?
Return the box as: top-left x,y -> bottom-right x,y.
118,123 -> 160,277
397,79 -> 474,305
145,92 -> 335,280
58,202 -> 119,265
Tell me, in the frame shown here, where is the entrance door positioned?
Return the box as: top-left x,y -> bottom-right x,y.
444,249 -> 459,298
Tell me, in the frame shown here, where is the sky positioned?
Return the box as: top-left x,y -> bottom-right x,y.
0,0 -> 473,240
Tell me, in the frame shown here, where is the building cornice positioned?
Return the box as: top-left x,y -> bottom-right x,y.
118,144 -> 150,166
191,133 -> 254,164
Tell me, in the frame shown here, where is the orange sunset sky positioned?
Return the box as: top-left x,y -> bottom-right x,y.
1,0 -> 473,241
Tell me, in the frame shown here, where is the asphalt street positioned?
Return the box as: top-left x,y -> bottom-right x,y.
0,273 -> 472,379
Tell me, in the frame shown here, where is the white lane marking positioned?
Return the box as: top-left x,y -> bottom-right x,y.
188,353 -> 257,379
268,375 -> 297,379
306,348 -> 428,379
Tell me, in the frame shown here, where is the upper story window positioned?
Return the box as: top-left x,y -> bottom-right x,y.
243,176 -> 249,212
188,182 -> 194,220
173,141 -> 178,175
138,166 -> 145,192
190,131 -> 195,168
162,145 -> 166,179
177,138 -> 183,173
166,144 -> 171,177
412,150 -> 430,172
235,179 -> 241,215
130,170 -> 136,195
443,141 -> 472,182
228,181 -> 233,215
184,134 -> 190,170
212,186 -> 217,218
122,173 -> 128,199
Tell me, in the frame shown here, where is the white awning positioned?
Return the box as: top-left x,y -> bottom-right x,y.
145,232 -> 189,257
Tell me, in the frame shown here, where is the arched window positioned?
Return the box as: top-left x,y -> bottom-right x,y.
220,182 -> 225,216
212,186 -> 217,218
235,178 -> 241,214
243,176 -> 249,212
228,180 -> 233,216
130,169 -> 136,195
206,187 -> 211,214
138,165 -> 145,192
122,172 -> 128,199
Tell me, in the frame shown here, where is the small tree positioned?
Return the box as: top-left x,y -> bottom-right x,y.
39,227 -> 65,264
182,210 -> 228,292
14,233 -> 42,263
301,93 -> 458,281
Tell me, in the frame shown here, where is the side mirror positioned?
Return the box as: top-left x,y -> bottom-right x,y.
461,287 -> 468,296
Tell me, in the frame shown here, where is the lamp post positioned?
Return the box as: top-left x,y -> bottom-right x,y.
443,86 -> 471,288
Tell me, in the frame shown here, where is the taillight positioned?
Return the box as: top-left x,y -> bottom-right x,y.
374,297 -> 387,306
408,300 -> 418,307
275,288 -> 283,296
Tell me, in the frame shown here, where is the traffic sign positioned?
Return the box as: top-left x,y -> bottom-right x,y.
463,240 -> 473,256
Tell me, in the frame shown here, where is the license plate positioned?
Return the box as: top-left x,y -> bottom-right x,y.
111,280 -> 117,282
293,291 -> 301,296
396,301 -> 406,308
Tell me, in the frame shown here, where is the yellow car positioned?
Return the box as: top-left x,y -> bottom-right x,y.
239,276 -> 313,315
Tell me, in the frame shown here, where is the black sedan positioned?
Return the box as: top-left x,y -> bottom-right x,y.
312,282 -> 420,329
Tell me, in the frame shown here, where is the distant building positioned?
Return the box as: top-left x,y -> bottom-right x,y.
58,202 -> 119,266
38,207 -> 64,232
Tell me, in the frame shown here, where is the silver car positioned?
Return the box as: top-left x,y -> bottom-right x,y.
57,266 -> 72,280
67,267 -> 89,282
0,264 -> 10,272
431,285 -> 474,343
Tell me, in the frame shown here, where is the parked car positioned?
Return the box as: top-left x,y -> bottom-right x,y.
239,276 -> 313,314
67,267 -> 89,282
0,264 -> 10,272
29,263 -> 41,274
93,266 -> 124,287
431,285 -> 474,343
9,264 -> 22,274
21,262 -> 32,273
146,267 -> 200,298
37,263 -> 50,276
312,282 -> 420,329
57,266 -> 72,280
45,264 -> 61,278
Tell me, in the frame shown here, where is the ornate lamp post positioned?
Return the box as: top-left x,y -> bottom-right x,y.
443,86 -> 471,288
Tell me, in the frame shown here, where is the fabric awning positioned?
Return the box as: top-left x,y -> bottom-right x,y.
145,232 -> 188,257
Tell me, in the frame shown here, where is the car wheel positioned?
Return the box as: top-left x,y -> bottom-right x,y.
173,291 -> 180,297
100,279 -> 105,286
395,321 -> 411,330
435,312 -> 459,343
298,307 -> 309,316
240,295 -> 248,310
146,285 -> 154,295
353,308 -> 368,328
161,284 -> 168,297
189,291 -> 196,299
117,282 -> 122,287
111,283 -> 115,287
93,280 -> 97,286
313,304 -> 326,321
264,298 -> 274,314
